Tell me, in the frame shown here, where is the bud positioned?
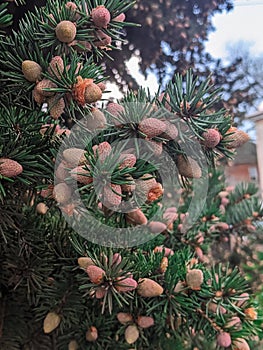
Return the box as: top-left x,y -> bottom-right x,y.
86,326 -> 98,342
217,332 -> 232,348
55,20 -> 76,43
86,265 -> 105,284
186,269 -> 204,290
43,311 -> 61,334
22,60 -> 42,82
117,312 -> 133,324
137,316 -> 154,329
125,325 -> 139,344
137,278 -> 163,297
77,257 -> 94,269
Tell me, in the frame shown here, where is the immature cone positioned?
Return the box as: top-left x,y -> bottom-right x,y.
35,79 -> 57,97
112,253 -> 122,266
113,13 -> 126,22
232,338 -> 250,350
103,183 -> 122,207
0,158 -> 23,177
186,269 -> 204,290
117,313 -> 133,325
148,221 -> 167,234
36,202 -> 49,215
70,166 -> 93,184
53,183 -> 72,204
85,108 -> 106,131
137,316 -> 154,329
216,332 -> 232,348
115,277 -> 138,293
47,95 -> 65,119
201,128 -> 221,148
225,127 -> 250,148
138,118 -> 166,138
106,102 -> 124,126
55,20 -> 76,43
48,56 -> 64,79
146,139 -> 163,156
22,60 -> 42,82
86,326 -> 98,342
86,265 -> 105,284
119,153 -> 137,169
160,120 -> 178,140
68,339 -> 79,350
43,311 -> 61,334
63,148 -> 86,165
126,208 -> 148,225
56,160 -> 70,182
154,246 -> 174,256
91,5 -> 111,28
96,141 -> 112,162
137,278 -> 163,297
125,325 -> 139,344
77,257 -> 94,269
84,83 -> 102,104
177,155 -> 202,178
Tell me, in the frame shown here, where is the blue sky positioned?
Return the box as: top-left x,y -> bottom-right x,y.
206,0 -> 263,58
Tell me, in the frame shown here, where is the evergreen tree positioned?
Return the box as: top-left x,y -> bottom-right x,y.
0,1 -> 262,349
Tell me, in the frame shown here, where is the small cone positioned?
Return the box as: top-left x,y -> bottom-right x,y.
126,208 -> 147,225
35,79 -> 57,97
138,118 -> 166,138
225,127 -> 250,148
103,183 -> 122,207
115,277 -> 138,293
55,20 -> 76,43
201,128 -> 221,148
119,153 -> 137,169
148,221 -> 167,234
53,183 -> 72,204
22,60 -> 42,82
0,158 -> 23,177
86,265 -> 105,284
217,332 -> 232,348
186,269 -> 204,290
137,278 -> 163,297
70,166 -> 93,184
161,120 -> 178,140
117,312 -> 133,324
68,340 -> 79,350
85,108 -> 106,131
43,311 -> 61,334
63,148 -> 86,165
47,95 -> 65,119
86,326 -> 98,342
137,316 -> 154,329
91,5 -> 111,28
48,56 -> 64,79
125,325 -> 139,344
84,83 -> 102,104
95,287 -> 106,299
36,202 -> 49,215
96,141 -> 112,162
177,155 -> 202,179
77,257 -> 94,269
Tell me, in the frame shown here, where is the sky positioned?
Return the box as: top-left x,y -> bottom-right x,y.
106,0 -> 263,101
